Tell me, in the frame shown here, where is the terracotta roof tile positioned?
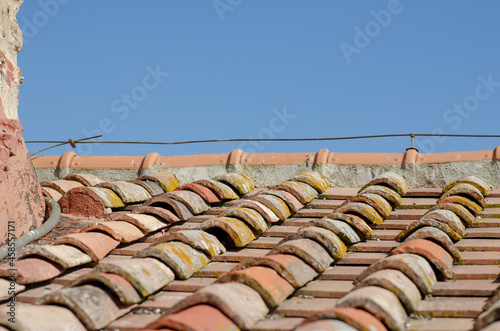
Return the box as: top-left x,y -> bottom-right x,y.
41,179 -> 84,195
270,239 -> 334,273
194,179 -> 239,200
273,181 -> 318,204
440,183 -> 487,208
131,205 -> 181,224
292,172 -> 330,194
358,185 -> 402,207
16,244 -> 92,269
335,202 -> 384,225
64,173 -> 104,186
297,307 -> 387,331
301,218 -> 362,245
142,196 -> 193,220
105,213 -> 167,233
153,230 -> 226,258
443,175 -> 492,197
129,179 -> 165,196
359,172 -> 410,196
163,190 -> 210,214
82,221 -> 145,243
197,217 -> 257,247
96,181 -> 152,203
85,186 -> 125,208
41,186 -> 63,201
325,213 -> 374,240
260,189 -> 304,213
248,194 -> 291,220
0,258 -> 63,284
137,171 -> 180,192
341,193 -> 393,218
295,319 -> 359,330
177,183 -> 222,203
280,226 -> 347,260
219,207 -> 269,234
214,173 -> 255,195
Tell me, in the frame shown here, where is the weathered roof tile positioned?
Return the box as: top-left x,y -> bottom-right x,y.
335,202 -> 384,225
248,194 -> 291,220
359,172 -> 410,196
53,232 -> 120,263
219,207 -> 269,234
214,173 -> 255,195
154,230 -> 226,258
177,183 -> 222,203
273,181 -> 318,204
83,221 -> 145,243
298,307 -> 388,331
281,226 -> 347,260
197,217 -> 256,247
301,218 -> 362,245
96,181 -> 151,203
142,196 -> 193,220
64,173 -> 104,187
137,171 -> 180,192
226,199 -> 280,223
270,239 -> 334,273
17,244 -> 92,269
194,179 -> 239,200
163,190 -> 210,214
292,172 -> 330,194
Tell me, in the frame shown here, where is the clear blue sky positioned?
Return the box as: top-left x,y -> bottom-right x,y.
17,1 -> 500,156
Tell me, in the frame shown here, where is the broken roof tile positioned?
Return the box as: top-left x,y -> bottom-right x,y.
298,307 -> 388,331
260,189 -> 304,213
129,179 -> 165,196
135,242 -> 210,279
132,206 -> 181,224
40,179 -> 84,195
142,196 -> 193,220
96,181 -> 151,203
197,217 -> 257,247
270,239 -> 334,273
281,226 -> 347,260
216,265 -> 294,308
336,286 -> 407,331
105,213 -> 167,233
137,171 -> 180,192
177,183 -> 222,204
326,213 -> 374,240
67,272 -> 141,305
83,221 -> 145,243
85,186 -> 125,208
17,244 -> 92,269
194,179 -> 239,200
167,282 -> 268,330
64,173 -> 104,187
358,185 -> 402,207
214,173 -> 255,195
402,227 -> 462,263
0,303 -> 86,331
359,172 -> 410,196
301,218 -> 362,245
354,269 -> 421,313
443,175 -> 492,197
38,284 -> 131,330
58,187 -> 107,218
440,183 -> 486,208
163,190 -> 210,214
248,194 -> 291,221
226,199 -> 280,223
94,257 -> 174,297
273,181 -> 318,204
153,230 -> 226,258
0,258 -> 63,284
292,172 -> 330,194
234,254 -> 318,288
335,202 -> 384,225
389,238 -> 454,279
355,253 -> 437,296
146,304 -> 239,331
53,232 -> 120,263
341,193 -> 393,218
219,207 -> 269,234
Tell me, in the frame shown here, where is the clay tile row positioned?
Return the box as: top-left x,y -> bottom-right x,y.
476,286 -> 500,330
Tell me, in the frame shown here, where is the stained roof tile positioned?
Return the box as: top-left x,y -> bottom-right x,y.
53,232 -> 120,262
96,181 -> 152,203
194,179 -> 239,200
273,181 -> 318,204
17,244 -> 92,269
301,218 -> 362,245
64,173 -> 104,186
214,173 -> 255,195
153,230 -> 226,258
358,185 -> 402,207
137,171 -> 180,192
292,172 -> 330,194
177,183 -> 222,203
270,239 -> 334,273
82,221 -> 145,243
163,190 -> 210,214
198,217 -> 257,247
248,194 -> 291,221
298,307 -> 388,331
282,226 -> 347,260
142,196 -> 193,220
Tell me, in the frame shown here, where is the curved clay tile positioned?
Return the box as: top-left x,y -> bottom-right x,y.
143,196 -> 193,220
53,232 -> 120,263
436,195 -> 483,216
421,209 -> 466,237
16,244 -> 92,269
129,179 -> 164,196
341,193 -> 393,218
58,187 -> 107,218
197,217 -> 256,247
325,213 -> 374,240
395,219 -> 463,243
297,307 -> 387,331
177,183 -> 222,204
131,206 -> 180,224
440,183 -> 486,208
153,230 -> 226,258
259,189 -> 304,213
226,199 -> 280,223
358,185 -> 402,207
85,187 -> 125,208
40,179 -> 83,195
137,171 -> 180,192
292,172 -> 330,194
358,172 -> 410,196
247,194 -> 291,221
335,202 -> 384,225
402,227 -> 461,264
163,190 -> 210,215
219,207 -> 268,234
430,202 -> 476,227
41,186 -> 63,201
105,213 -> 167,233
443,175 -> 492,197
269,239 -> 334,273
64,173 -> 104,187
96,181 -> 151,203
214,173 -> 255,195
301,218 -> 362,245
273,181 -> 318,204
82,221 -> 145,243
194,179 -> 239,200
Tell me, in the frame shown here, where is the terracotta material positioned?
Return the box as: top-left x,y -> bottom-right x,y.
421,209 -> 466,236
248,194 -> 291,220
436,195 -> 483,216
157,153 -> 230,168
94,257 -> 174,297
295,319 -> 358,330
355,253 -> 437,296
214,173 -> 255,195
341,193 -> 393,218
219,207 -> 269,234
177,183 -> 222,203
163,190 -> 210,214
38,284 -> 131,330
132,205 -> 181,224
226,199 -> 280,223
354,269 -> 421,313
154,230 -> 226,257
0,278 -> 24,301
217,266 -> 294,308
129,179 -> 164,196
167,282 -> 268,330
327,152 -> 405,165
137,171 -> 180,192
60,187 -> 109,218
260,189 -> 304,213
234,254 -> 317,288
0,257 -> 63,284
83,221 -> 145,243
194,179 -> 239,200
302,218 -> 362,245
336,286 -> 407,331
395,219 -> 463,243
281,226 -> 347,260
17,244 -> 92,269
67,272 -> 141,305
358,185 -> 402,207
441,183 -> 486,208
443,175 -> 492,197
335,202 -> 384,225
292,172 -> 330,194
197,217 -> 256,247
64,173 -> 104,187
299,307 -> 388,331
135,242 -> 210,279
40,179 -> 84,195
270,239 -> 334,273
273,181 -> 318,204
142,196 -> 193,220
326,213 -> 374,240
359,172 -> 410,196
430,202 -> 476,227
402,227 -> 462,263
0,303 -> 86,331
96,181 -> 151,203
85,187 -> 125,208
41,187 -> 63,201
105,213 -> 167,233
146,304 -> 239,331
53,232 -> 120,263
390,238 -> 454,279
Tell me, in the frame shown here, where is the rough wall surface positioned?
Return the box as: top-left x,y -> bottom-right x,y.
0,0 -> 45,245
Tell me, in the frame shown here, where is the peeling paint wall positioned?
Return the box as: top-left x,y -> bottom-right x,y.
0,0 -> 45,246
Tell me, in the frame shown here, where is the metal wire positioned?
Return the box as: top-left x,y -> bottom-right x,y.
26,133 -> 500,156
